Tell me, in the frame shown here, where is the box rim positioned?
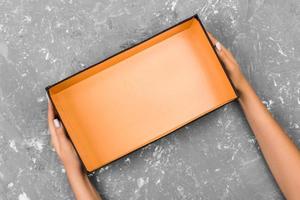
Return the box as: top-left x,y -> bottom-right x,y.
45,14 -> 238,172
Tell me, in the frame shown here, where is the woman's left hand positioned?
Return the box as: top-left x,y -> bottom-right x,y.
48,102 -> 82,173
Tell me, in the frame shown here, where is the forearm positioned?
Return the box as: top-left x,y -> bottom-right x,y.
236,76 -> 300,200
66,168 -> 102,200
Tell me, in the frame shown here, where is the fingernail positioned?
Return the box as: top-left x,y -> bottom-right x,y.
54,118 -> 61,128
216,42 -> 222,51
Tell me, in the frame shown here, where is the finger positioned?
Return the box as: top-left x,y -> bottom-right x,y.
48,106 -> 60,151
47,100 -> 63,153
207,32 -> 218,45
214,48 -> 237,71
223,49 -> 238,66
55,122 -> 72,153
207,32 -> 236,63
214,44 -> 239,69
50,138 -> 59,152
53,120 -> 75,153
48,103 -> 57,139
50,118 -> 66,154
54,119 -> 68,141
50,124 -> 60,152
48,102 -> 55,122
207,32 -> 227,53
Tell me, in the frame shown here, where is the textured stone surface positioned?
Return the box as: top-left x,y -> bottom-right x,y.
0,0 -> 299,199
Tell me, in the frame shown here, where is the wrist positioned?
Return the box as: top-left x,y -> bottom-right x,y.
234,76 -> 252,101
65,164 -> 85,176
234,74 -> 247,91
228,70 -> 247,93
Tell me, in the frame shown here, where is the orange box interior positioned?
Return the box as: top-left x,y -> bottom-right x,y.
48,16 -> 237,172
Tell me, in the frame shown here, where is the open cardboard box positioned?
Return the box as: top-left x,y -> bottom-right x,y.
46,14 -> 237,172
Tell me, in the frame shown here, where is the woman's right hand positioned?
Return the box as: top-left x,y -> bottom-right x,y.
207,32 -> 245,91
207,33 -> 300,200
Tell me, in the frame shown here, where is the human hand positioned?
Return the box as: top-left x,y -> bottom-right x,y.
48,101 -> 102,200
48,102 -> 82,173
207,32 -> 246,91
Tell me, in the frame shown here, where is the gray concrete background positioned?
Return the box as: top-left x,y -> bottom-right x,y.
0,0 -> 299,199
